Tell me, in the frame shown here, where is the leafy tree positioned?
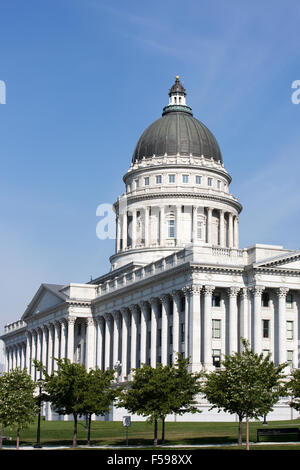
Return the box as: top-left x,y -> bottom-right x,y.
201,340 -> 287,450
34,358 -> 88,448
81,368 -> 122,445
287,369 -> 300,412
117,357 -> 202,446
0,368 -> 38,449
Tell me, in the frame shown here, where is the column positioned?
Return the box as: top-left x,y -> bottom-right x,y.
175,205 -> 181,246
239,288 -> 249,345
41,326 -> 48,373
252,286 -> 265,354
207,207 -> 212,244
182,287 -> 190,358
150,298 -> 159,367
67,317 -> 76,362
36,328 -> 42,365
139,301 -> 149,366
25,332 -> 31,373
187,286 -> 202,372
104,314 -> 113,370
96,316 -> 104,370
233,216 -> 239,248
203,285 -> 215,368
47,324 -> 54,374
60,321 -> 67,360
112,311 -> 121,367
219,210 -> 225,247
160,295 -> 170,366
31,331 -> 37,380
192,206 -> 197,243
172,291 -> 181,364
159,206 -> 165,246
131,209 -> 137,248
53,322 -> 61,370
129,304 -> 139,370
228,213 -> 234,248
277,287 -> 289,364
86,318 -> 96,370
227,287 -> 240,354
116,214 -> 121,252
121,308 -> 130,379
122,211 -> 127,250
144,207 -> 150,247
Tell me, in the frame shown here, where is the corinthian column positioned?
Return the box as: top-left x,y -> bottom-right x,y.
86,318 -> 96,370
121,308 -> 130,379
139,301 -> 149,366
172,290 -> 182,364
150,298 -> 159,367
129,305 -> 139,371
227,287 -> 240,354
112,311 -> 121,367
203,285 -> 215,369
219,210 -> 225,247
277,287 -> 289,364
96,316 -> 104,370
104,314 -> 113,370
251,286 -> 265,354
187,285 -> 202,372
160,295 -> 170,366
67,317 -> 76,362
207,208 -> 212,244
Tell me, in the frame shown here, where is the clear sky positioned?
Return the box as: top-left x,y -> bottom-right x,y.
1,0 -> 300,363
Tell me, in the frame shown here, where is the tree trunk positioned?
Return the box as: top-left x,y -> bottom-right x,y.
16,427 -> 20,450
246,416 -> 249,451
0,423 -> 4,449
238,417 -> 243,446
154,418 -> 158,447
73,414 -> 78,448
161,417 -> 165,444
87,414 -> 92,446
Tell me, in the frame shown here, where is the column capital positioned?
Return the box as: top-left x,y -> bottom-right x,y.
239,287 -> 249,299
160,293 -> 171,305
86,317 -> 95,327
104,313 -> 113,324
203,285 -> 215,295
227,286 -> 240,298
139,300 -> 150,311
250,286 -> 265,296
67,316 -> 76,325
150,297 -> 160,307
276,287 -> 289,298
171,289 -> 182,301
129,304 -> 140,316
120,307 -> 130,320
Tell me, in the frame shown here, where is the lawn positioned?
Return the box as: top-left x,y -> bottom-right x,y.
2,418 -> 300,449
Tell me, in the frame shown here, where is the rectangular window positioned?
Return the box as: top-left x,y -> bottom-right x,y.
168,174 -> 175,183
196,175 -> 202,185
212,293 -> 221,307
286,293 -> 293,308
263,319 -> 270,338
217,180 -> 221,189
182,174 -> 189,184
180,323 -> 185,342
156,175 -> 162,184
127,183 -> 132,193
144,177 -> 149,186
212,349 -> 221,368
207,177 -> 213,187
287,350 -> 294,368
287,321 -> 294,340
168,219 -> 175,238
212,319 -> 221,339
135,179 -> 139,188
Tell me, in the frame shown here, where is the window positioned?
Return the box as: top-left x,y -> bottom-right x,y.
212,349 -> 221,368
212,293 -> 221,307
144,177 -> 149,186
196,175 -> 202,185
156,175 -> 162,184
217,180 -> 221,189
182,174 -> 189,184
287,321 -> 294,340
197,221 -> 202,240
262,292 -> 270,307
286,293 -> 293,308
135,179 -> 139,188
263,320 -> 270,338
207,177 -> 213,187
127,183 -> 132,193
287,350 -> 294,368
168,174 -> 175,183
212,319 -> 221,339
180,323 -> 185,342
168,219 -> 175,238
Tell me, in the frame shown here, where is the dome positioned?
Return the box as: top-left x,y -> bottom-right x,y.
132,77 -> 223,164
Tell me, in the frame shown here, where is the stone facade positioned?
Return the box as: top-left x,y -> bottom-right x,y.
1,78 -> 299,421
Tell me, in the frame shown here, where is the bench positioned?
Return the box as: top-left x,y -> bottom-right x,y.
257,428 -> 300,442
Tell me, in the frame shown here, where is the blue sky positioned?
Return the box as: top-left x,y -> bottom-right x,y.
1,0 -> 300,361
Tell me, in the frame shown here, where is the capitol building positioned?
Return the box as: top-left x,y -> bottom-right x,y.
1,77 -> 300,421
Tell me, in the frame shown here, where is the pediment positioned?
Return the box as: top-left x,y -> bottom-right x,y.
21,284 -> 67,320
254,251 -> 300,270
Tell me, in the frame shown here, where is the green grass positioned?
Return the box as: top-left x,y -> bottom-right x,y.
2,418 -> 300,449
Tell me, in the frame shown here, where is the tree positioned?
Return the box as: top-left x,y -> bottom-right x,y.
117,357 -> 202,446
201,340 -> 287,450
35,358 -> 88,448
288,369 -> 300,412
81,368 -> 122,445
0,368 -> 38,450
